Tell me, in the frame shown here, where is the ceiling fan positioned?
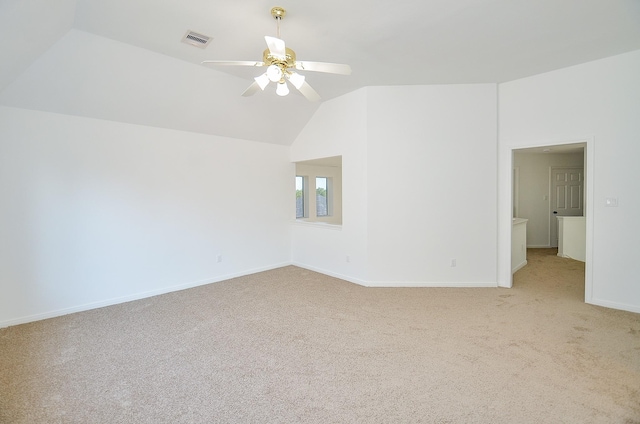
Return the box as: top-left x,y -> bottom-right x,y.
201,7 -> 351,102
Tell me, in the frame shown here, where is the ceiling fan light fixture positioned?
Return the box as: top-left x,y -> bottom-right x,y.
254,73 -> 270,90
202,7 -> 351,102
288,72 -> 305,89
266,64 -> 283,82
276,81 -> 289,97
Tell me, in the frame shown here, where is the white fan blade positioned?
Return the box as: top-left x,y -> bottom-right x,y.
241,81 -> 262,97
295,61 -> 352,75
296,81 -> 321,102
201,60 -> 264,67
264,36 -> 286,59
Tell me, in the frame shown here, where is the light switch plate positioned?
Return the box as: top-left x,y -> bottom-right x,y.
605,198 -> 618,207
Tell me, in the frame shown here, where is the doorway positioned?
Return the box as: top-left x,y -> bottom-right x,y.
502,138 -> 594,305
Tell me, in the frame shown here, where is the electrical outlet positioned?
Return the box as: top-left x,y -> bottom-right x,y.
346,255 -> 351,263
450,259 -> 457,267
217,255 -> 223,263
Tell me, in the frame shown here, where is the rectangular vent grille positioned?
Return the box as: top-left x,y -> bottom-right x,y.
182,30 -> 212,48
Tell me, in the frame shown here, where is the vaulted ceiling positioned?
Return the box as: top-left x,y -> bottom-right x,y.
2,0 -> 640,145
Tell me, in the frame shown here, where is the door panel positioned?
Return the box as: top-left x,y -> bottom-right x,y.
550,168 -> 583,247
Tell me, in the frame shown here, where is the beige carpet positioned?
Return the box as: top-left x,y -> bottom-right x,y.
1,249 -> 639,423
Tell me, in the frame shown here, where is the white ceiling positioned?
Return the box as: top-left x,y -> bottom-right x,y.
1,0 -> 640,145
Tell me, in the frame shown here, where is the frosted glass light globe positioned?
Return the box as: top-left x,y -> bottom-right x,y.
276,81 -> 289,96
267,65 -> 283,82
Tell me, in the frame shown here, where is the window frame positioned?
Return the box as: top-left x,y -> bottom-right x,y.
315,176 -> 330,217
293,156 -> 342,225
295,175 -> 307,219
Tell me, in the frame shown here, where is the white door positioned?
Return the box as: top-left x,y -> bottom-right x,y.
550,167 -> 584,247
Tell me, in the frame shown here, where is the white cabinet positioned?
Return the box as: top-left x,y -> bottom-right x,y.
557,216 -> 586,262
512,218 -> 528,273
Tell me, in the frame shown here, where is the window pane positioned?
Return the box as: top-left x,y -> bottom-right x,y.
316,177 -> 328,217
296,176 -> 304,218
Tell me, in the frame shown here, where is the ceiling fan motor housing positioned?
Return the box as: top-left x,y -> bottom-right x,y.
263,47 -> 296,70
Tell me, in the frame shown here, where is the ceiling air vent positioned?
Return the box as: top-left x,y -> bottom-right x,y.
182,30 -> 212,48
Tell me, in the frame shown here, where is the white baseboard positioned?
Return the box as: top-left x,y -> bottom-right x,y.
20,261 -> 629,328
512,260 -> 528,273
527,245 -> 553,248
291,262 -> 368,286
588,298 -> 640,314
291,262 -> 497,288
364,281 -> 498,288
0,262 -> 291,329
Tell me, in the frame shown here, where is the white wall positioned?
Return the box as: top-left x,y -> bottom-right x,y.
498,49 -> 640,313
0,106 -> 292,327
291,84 -> 498,287
514,151 -> 584,247
290,89 -> 369,284
366,84 -> 498,286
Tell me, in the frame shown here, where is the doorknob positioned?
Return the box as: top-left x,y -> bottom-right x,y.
553,211 -> 558,214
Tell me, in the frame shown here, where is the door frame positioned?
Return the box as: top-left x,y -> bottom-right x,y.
512,167 -> 520,218
498,136 -> 594,305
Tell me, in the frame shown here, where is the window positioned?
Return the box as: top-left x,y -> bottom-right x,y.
296,176 -> 305,218
293,156 -> 342,225
316,177 -> 328,217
